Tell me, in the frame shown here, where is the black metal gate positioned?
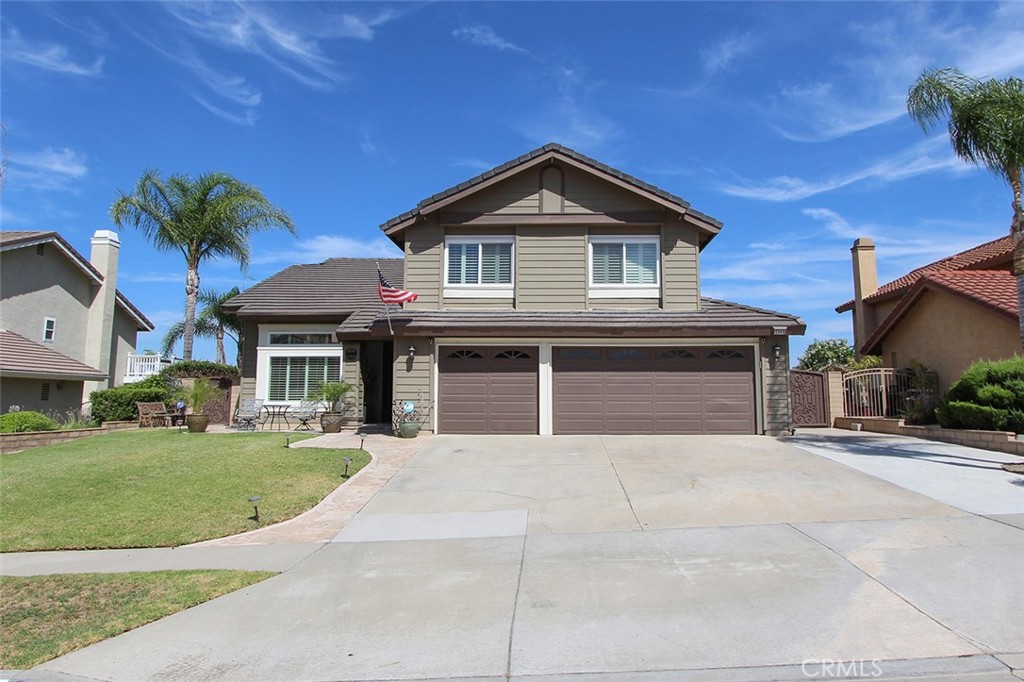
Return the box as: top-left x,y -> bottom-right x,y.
790,370 -> 828,427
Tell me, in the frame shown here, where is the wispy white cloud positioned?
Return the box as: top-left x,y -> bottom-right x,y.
450,157 -> 494,171
6,147 -> 88,191
518,65 -> 617,150
453,25 -> 528,55
2,27 -> 103,76
252,234 -> 402,266
717,138 -> 970,201
774,3 -> 1024,141
192,94 -> 258,127
701,33 -> 755,75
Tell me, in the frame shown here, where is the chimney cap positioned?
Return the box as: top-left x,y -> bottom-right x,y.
91,230 -> 120,246
852,237 -> 874,249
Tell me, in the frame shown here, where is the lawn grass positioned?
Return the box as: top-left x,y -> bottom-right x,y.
0,570 -> 274,669
0,430 -> 369,551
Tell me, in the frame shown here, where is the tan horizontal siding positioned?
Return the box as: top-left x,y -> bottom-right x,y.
662,222 -> 700,311
516,225 -> 587,310
563,166 -> 657,214
404,220 -> 443,310
450,172 -> 540,214
442,298 -> 515,310
760,336 -> 791,436
393,336 -> 433,431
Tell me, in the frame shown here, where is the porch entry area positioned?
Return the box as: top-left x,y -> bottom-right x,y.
435,344 -> 758,436
360,340 -> 394,424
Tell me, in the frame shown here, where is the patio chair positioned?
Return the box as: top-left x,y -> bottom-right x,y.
292,400 -> 320,431
234,398 -> 264,431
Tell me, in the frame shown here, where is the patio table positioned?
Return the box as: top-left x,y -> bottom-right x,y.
261,404 -> 291,431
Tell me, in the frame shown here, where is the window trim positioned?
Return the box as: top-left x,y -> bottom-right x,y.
443,235 -> 515,297
42,317 -> 56,343
255,345 -> 344,406
588,235 -> 661,298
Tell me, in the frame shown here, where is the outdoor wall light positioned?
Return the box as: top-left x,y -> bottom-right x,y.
343,456 -> 353,478
773,344 -> 782,360
408,344 -> 417,358
248,496 -> 261,522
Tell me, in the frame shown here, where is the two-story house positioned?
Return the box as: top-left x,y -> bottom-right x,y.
226,144 -> 805,435
0,230 -> 154,414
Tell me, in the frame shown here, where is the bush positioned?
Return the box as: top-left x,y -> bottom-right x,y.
0,411 -> 58,433
89,387 -> 171,423
161,361 -> 239,379
947,357 -> 1024,410
940,401 -> 1009,431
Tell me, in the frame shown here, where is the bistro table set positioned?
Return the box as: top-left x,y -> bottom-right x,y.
233,399 -> 321,432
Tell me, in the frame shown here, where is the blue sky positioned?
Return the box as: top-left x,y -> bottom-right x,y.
2,1 -> 1022,364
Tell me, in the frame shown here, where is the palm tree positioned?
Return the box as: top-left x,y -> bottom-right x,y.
111,171 -> 294,360
161,287 -> 242,365
907,68 -> 1024,342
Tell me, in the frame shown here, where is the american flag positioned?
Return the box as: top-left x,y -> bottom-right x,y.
378,266 -> 418,304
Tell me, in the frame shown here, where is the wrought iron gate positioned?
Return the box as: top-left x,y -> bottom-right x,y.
790,370 -> 828,427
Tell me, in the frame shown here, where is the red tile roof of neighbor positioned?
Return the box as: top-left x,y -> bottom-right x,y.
836,235 -> 1014,313
860,269 -> 1018,354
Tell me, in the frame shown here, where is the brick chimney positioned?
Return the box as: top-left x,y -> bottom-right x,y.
851,237 -> 878,357
84,230 -> 120,395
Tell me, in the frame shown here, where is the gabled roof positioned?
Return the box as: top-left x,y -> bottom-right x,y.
860,269 -> 1018,354
334,298 -> 806,339
0,329 -> 107,381
836,235 -> 1013,313
380,143 -> 723,237
1,230 -> 154,331
223,258 -> 404,318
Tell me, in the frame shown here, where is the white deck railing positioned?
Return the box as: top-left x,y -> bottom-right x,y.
124,354 -> 173,383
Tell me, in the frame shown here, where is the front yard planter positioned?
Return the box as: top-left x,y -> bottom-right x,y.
398,422 -> 420,438
320,413 -> 346,434
186,415 -> 210,433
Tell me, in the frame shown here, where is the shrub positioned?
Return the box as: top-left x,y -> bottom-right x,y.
161,361 -> 239,379
947,357 -> 1024,411
941,401 -> 1009,431
0,411 -> 58,433
89,387 -> 171,423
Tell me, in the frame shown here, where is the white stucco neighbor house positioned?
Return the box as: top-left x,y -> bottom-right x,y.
0,230 -> 154,414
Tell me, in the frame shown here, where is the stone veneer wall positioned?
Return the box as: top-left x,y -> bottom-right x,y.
834,416 -> 1024,458
0,420 -> 136,455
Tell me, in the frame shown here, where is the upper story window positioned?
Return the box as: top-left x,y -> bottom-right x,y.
269,332 -> 334,345
43,318 -> 56,343
589,236 -> 660,298
444,236 -> 514,298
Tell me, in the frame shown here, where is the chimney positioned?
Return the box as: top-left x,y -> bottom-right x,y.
851,237 -> 878,357
84,230 -> 120,394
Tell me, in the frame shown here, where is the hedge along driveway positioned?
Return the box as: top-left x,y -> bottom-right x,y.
0,430 -> 369,552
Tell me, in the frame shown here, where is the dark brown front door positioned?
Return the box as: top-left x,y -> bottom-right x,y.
552,346 -> 756,435
438,346 -> 539,434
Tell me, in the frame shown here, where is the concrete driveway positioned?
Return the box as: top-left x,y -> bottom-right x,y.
33,435 -> 1024,681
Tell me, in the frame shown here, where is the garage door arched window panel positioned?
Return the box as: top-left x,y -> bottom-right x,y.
558,348 -> 600,360
496,349 -> 532,360
447,349 -> 484,359
607,348 -> 649,361
707,349 -> 745,359
660,349 -> 697,360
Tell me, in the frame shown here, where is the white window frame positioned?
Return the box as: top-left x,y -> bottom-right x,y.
588,235 -> 661,298
42,317 -> 56,343
255,324 -> 343,406
443,235 -> 515,298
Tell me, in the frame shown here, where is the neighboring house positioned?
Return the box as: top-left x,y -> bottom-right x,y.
837,235 -> 1018,391
0,230 -> 154,413
226,144 -> 806,435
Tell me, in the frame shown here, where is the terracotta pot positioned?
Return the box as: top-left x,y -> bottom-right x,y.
186,415 -> 210,433
320,413 -> 345,434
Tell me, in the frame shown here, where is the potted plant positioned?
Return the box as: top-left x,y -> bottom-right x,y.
311,380 -> 353,433
392,398 -> 427,438
179,377 -> 218,433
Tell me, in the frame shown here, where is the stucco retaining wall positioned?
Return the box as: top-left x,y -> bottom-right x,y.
1,420 -> 136,454
834,416 -> 1024,458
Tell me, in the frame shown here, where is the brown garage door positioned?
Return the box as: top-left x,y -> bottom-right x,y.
553,346 -> 755,435
438,346 -> 539,434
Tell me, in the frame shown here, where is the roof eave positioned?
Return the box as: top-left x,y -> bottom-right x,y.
0,368 -> 108,381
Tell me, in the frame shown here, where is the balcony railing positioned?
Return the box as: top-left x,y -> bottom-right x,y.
124,354 -> 174,383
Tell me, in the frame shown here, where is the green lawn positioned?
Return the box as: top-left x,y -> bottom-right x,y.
0,570 -> 274,669
0,430 -> 369,551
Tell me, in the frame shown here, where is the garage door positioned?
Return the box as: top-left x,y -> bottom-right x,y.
553,346 -> 755,435
438,346 -> 539,434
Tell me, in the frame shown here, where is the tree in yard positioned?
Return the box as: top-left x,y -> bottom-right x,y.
907,68 -> 1024,344
111,172 -> 294,360
161,287 -> 242,365
796,339 -> 855,371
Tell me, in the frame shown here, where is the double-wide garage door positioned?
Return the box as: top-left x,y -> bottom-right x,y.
437,345 -> 756,435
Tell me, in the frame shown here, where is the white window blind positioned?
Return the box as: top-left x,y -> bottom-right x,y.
447,241 -> 512,285
268,356 -> 341,401
592,241 -> 658,285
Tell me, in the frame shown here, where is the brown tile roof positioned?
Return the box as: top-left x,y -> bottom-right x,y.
860,269 -> 1018,354
335,298 -> 806,339
836,235 -> 1013,313
223,258 -> 405,318
0,230 -> 154,331
0,329 -> 107,380
380,142 -> 723,233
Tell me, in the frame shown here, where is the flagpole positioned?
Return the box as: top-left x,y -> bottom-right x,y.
377,261 -> 395,335
383,302 -> 394,335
